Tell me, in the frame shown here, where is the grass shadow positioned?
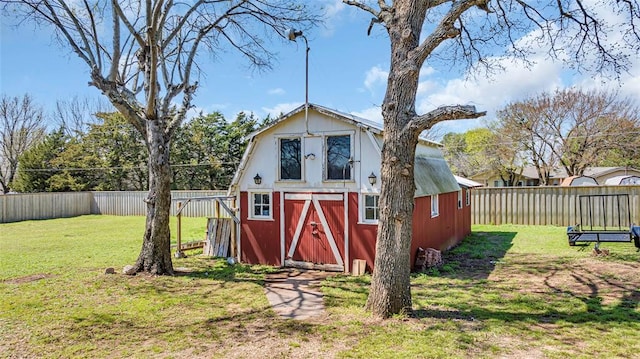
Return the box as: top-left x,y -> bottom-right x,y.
173,256 -> 278,284
434,231 -> 516,280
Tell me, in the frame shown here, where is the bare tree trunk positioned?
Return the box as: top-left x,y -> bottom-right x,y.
366,5 -> 422,314
131,118 -> 174,275
366,124 -> 418,316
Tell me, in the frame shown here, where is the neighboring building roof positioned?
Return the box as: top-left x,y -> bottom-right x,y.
475,166 -> 640,181
454,175 -> 483,188
560,175 -> 598,186
604,175 -> 640,185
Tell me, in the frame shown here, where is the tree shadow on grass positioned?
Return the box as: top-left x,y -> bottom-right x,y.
436,231 -> 516,280
412,288 -> 640,326
413,252 -> 640,325
173,256 -> 277,284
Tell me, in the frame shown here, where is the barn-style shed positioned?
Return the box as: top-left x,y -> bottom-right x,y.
228,104 -> 473,273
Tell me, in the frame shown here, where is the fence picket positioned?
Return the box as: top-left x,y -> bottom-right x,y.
471,186 -> 639,226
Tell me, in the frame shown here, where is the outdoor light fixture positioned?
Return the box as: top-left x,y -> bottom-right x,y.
305,153 -> 315,160
253,173 -> 262,185
287,28 -> 310,134
368,172 -> 377,185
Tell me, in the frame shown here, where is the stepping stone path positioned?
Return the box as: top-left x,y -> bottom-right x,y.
264,269 -> 334,320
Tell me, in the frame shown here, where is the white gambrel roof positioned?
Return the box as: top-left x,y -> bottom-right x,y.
229,103 -> 459,197
248,103 -> 442,147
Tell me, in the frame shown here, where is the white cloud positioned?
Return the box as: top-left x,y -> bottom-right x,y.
324,0 -> 345,18
363,65 -> 388,94
351,106 -> 383,123
268,88 -> 285,95
262,102 -> 302,118
417,52 -> 566,121
419,66 -> 436,78
417,79 -> 439,96
319,0 -> 347,36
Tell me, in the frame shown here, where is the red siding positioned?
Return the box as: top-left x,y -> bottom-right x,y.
240,192 -> 281,266
239,189 -> 472,273
410,191 -> 470,267
347,192 -> 377,273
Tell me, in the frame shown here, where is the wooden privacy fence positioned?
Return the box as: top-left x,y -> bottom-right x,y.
0,192 -> 93,223
92,191 -> 229,217
0,190 -> 228,223
471,185 -> 640,226
3,187 -> 639,227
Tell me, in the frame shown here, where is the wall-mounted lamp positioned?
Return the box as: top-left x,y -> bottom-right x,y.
253,173 -> 262,185
368,172 -> 377,185
305,153 -> 315,160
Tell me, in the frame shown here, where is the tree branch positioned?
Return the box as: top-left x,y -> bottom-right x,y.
412,0 -> 483,65
108,0 -> 120,82
407,105 -> 486,133
112,1 -> 146,48
343,0 -> 379,16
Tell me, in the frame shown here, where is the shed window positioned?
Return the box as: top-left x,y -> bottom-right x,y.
250,192 -> 271,219
280,138 -> 301,180
364,194 -> 380,222
326,135 -> 351,180
431,194 -> 439,218
458,190 -> 463,209
465,190 -> 471,206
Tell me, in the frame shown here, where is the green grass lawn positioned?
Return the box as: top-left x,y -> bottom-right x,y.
1,217 -> 638,358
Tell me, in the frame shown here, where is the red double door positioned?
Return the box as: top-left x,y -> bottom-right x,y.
283,193 -> 345,271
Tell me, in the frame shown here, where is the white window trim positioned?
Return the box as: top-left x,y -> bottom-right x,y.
248,190 -> 273,221
360,193 -> 380,224
431,194 -> 439,218
276,135 -> 304,182
457,190 -> 463,209
323,131 -> 355,182
465,190 -> 471,206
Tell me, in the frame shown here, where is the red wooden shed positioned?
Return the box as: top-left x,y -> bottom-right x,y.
228,104 -> 476,273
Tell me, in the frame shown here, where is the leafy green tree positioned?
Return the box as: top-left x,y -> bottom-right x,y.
171,111 -> 259,190
12,128 -> 68,192
171,112 -> 228,190
46,137 -> 104,191
594,118 -> 640,169
83,113 -> 148,191
442,132 -> 472,176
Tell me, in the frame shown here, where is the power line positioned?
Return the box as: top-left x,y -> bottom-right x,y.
19,162 -> 240,173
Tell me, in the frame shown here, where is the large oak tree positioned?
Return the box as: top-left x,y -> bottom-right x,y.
344,0 -> 640,317
3,0 -> 317,275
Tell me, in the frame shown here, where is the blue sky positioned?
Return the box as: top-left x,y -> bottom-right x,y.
1,0 -> 638,138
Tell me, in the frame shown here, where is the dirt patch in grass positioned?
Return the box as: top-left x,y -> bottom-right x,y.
3,273 -> 53,284
488,254 -> 640,305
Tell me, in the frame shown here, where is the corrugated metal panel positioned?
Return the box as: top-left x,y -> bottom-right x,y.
0,192 -> 92,223
414,156 -> 461,197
